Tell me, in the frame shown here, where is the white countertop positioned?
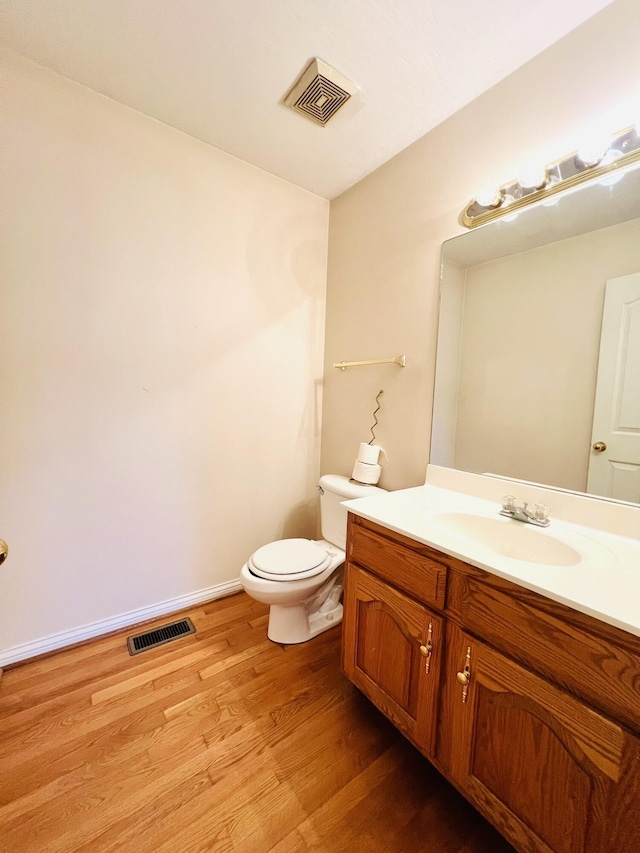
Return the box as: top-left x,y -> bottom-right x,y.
343,484 -> 640,639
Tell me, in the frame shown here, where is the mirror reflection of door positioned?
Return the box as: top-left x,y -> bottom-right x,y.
587,273 -> 640,502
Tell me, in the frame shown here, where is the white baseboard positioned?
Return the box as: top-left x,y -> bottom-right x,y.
0,579 -> 243,668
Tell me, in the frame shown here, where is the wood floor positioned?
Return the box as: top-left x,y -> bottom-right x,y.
0,593 -> 515,853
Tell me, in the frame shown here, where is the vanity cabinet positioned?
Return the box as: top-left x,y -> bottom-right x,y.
342,514 -> 640,853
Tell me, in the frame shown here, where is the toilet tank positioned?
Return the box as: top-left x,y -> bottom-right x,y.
319,474 -> 386,551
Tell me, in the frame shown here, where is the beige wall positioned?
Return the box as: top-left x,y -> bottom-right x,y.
454,219 -> 640,491
322,0 -> 640,491
0,53 -> 328,661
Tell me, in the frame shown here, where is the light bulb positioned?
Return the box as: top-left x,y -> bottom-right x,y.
577,131 -> 611,167
517,165 -> 547,190
475,186 -> 503,208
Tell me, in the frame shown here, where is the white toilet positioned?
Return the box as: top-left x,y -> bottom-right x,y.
240,474 -> 385,644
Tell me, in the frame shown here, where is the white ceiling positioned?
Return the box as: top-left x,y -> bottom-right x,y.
2,0 -> 613,199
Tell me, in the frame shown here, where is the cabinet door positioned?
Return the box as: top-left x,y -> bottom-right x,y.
441,623 -> 640,853
342,563 -> 443,757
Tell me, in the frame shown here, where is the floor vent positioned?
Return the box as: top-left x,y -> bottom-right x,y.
127,618 -> 195,655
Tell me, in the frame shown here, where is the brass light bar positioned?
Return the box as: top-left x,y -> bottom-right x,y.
462,125 -> 640,228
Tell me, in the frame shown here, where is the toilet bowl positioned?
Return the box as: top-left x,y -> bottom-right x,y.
240,538 -> 345,643
240,474 -> 385,644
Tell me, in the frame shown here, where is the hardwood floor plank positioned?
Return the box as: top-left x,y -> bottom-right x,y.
0,632 -> 222,738
73,770 -> 214,853
329,754 -> 435,852
219,775 -> 306,853
0,622 -> 271,775
24,742 -> 216,853
138,765 -> 283,853
295,743 -> 406,845
266,827 -> 311,853
91,644 -> 229,705
0,592 -> 514,853
164,655 -> 315,724
2,733 -> 202,852
198,639 -> 275,680
0,630 -> 136,687
269,695 -> 399,815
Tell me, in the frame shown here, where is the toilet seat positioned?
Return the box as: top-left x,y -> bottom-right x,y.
248,538 -> 332,582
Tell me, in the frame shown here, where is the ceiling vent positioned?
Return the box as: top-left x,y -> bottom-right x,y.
284,58 -> 358,126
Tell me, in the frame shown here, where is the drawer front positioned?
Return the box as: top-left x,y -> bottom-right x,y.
348,520 -> 447,609
462,578 -> 640,733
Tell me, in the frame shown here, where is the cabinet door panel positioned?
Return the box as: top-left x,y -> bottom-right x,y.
471,689 -> 593,853
342,564 -> 443,756
442,624 -> 638,853
355,599 -> 420,714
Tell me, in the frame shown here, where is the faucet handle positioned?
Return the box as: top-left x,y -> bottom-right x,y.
533,503 -> 550,523
501,495 -> 517,512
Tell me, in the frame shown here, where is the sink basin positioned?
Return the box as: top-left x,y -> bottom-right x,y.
428,512 -> 582,566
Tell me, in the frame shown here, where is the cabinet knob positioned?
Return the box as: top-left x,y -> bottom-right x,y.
456,670 -> 470,686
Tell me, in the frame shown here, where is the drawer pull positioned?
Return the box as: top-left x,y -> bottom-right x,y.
419,622 -> 434,674
456,646 -> 472,703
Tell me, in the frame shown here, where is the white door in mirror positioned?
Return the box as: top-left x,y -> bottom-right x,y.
587,272 -> 640,503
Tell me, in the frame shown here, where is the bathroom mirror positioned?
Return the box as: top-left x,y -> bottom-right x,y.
431,163 -> 640,505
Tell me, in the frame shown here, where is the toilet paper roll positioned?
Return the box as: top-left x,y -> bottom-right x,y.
351,460 -> 382,485
357,442 -> 382,465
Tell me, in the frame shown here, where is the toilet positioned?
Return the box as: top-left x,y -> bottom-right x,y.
240,474 -> 385,644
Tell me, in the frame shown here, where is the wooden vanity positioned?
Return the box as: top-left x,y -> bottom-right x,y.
342,513 -> 640,853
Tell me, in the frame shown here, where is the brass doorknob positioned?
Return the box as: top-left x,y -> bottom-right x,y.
0,539 -> 8,566
592,441 -> 607,453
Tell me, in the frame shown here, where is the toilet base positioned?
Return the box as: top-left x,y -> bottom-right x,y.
267,601 -> 343,645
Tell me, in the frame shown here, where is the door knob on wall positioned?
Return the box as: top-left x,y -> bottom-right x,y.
0,539 -> 8,565
592,441 -> 607,453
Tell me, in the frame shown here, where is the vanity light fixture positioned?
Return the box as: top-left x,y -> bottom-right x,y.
463,123 -> 640,228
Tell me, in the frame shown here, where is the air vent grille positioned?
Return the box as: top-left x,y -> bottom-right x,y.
294,75 -> 351,125
127,617 -> 195,655
285,58 -> 358,126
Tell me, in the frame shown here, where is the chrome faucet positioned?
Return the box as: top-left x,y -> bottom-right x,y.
500,496 -> 550,527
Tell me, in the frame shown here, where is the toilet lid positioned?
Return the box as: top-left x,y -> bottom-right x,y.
249,538 -> 332,581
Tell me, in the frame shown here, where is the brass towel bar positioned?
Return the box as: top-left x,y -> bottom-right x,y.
333,355 -> 406,371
